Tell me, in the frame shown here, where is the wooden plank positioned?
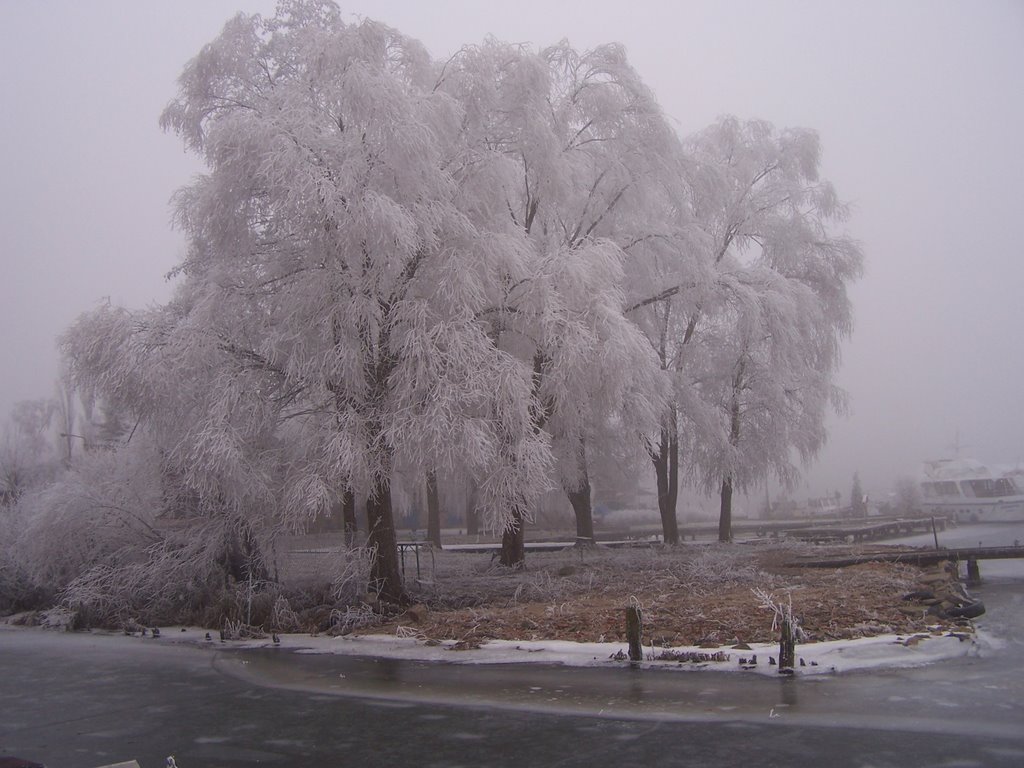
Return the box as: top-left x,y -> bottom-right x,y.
626,606 -> 643,662
791,546 -> 1024,568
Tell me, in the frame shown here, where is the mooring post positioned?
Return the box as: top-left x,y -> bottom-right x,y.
966,557 -> 981,584
931,517 -> 940,550
779,616 -> 795,674
626,605 -> 643,662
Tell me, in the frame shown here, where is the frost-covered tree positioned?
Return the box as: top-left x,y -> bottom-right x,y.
16,437 -> 165,591
679,117 -> 863,542
893,474 -> 920,516
59,6 -> 862,601
53,366 -> 105,467
64,2 -> 570,602
0,425 -> 280,624
622,198 -> 709,544
441,39 -> 673,553
0,399 -> 59,506
688,265 -> 838,539
851,471 -> 867,517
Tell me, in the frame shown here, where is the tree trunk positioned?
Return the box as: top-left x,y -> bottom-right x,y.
668,426 -> 678,531
496,349 -> 552,569
718,393 -> 741,543
425,469 -> 442,548
500,508 -> 525,568
651,305 -> 680,546
566,443 -> 595,542
365,476 -> 407,604
653,422 -> 680,545
342,487 -> 357,547
568,482 -> 594,541
719,476 -> 733,543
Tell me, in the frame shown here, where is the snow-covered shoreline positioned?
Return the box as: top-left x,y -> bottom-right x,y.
222,625 -> 986,677
0,613 -> 989,679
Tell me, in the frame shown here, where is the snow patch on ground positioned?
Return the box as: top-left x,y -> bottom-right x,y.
238,628 -> 981,676
2,621 -> 984,677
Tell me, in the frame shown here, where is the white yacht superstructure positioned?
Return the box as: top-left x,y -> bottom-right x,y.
920,458 -> 1024,522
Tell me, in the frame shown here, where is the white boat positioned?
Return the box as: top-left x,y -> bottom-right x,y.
920,458 -> 1024,522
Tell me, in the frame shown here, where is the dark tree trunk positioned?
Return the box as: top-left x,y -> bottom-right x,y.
566,443 -> 595,541
650,304 -> 681,546
718,394 -> 741,544
668,426 -> 678,533
465,481 -> 480,536
652,421 -> 680,545
342,487 -> 357,547
568,482 -> 594,541
499,508 -> 525,568
566,480 -> 594,545
496,350 -> 553,570
719,476 -> 733,543
425,469 -> 442,548
365,477 -> 407,604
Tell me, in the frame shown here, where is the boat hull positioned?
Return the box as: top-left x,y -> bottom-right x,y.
921,498 -> 1024,523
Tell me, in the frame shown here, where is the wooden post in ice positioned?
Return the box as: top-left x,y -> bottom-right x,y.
778,615 -> 796,674
626,605 -> 643,662
966,557 -> 981,584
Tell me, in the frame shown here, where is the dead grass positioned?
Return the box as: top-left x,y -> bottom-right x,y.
279,539 -> 939,647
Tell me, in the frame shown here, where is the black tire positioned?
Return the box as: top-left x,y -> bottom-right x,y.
946,600 -> 986,619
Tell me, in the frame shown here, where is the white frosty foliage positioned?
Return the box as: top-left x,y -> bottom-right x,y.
51,2 -> 863,597
440,37 -> 680,499
679,117 -> 864,496
63,3 -> 585,539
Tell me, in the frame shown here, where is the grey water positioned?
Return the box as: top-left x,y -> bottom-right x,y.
4,625 -> 1022,768
2,522 -> 1023,767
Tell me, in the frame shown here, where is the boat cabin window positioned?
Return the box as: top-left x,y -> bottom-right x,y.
922,481 -> 960,498
962,479 -> 990,498
960,477 -> 1019,498
993,477 -> 1019,496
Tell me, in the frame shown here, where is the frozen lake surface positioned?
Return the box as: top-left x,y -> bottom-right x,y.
3,623 -> 1024,768
1,522 -> 1023,766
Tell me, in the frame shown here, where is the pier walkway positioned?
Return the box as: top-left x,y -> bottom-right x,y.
791,545 -> 1024,569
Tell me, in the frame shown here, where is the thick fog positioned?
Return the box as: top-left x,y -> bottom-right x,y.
1,0 -> 1021,499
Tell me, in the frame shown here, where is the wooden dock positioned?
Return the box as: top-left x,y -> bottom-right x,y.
786,517 -> 946,544
791,545 -> 1024,569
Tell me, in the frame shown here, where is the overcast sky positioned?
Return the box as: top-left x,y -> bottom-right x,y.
1,0 -> 1022,500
